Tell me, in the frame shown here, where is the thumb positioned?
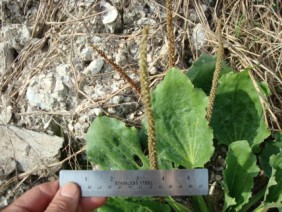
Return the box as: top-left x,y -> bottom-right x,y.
45,182 -> 80,212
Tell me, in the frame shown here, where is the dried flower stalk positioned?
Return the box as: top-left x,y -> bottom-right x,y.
207,18 -> 224,122
139,26 -> 158,170
166,0 -> 175,68
90,44 -> 141,95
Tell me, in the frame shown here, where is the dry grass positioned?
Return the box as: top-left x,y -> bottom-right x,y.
219,0 -> 282,131
0,0 -> 281,207
186,0 -> 282,131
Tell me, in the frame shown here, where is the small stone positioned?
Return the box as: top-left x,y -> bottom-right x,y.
89,108 -> 102,116
78,115 -> 88,124
83,58 -> 104,75
0,105 -> 12,125
215,175 -> 222,181
113,73 -> 121,80
94,83 -> 106,96
0,43 -> 14,76
149,66 -> 158,75
26,74 -> 55,110
112,96 -> 123,104
92,36 -> 101,44
115,49 -> 127,66
192,23 -> 207,50
2,24 -> 31,51
137,18 -> 157,26
110,82 -> 120,92
80,47 -> 93,61
128,113 -> 135,120
100,0 -> 118,24
124,96 -> 131,102
107,107 -> 116,114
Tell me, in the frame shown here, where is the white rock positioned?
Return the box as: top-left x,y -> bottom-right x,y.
26,70 -> 70,111
128,113 -> 135,120
110,82 -> 120,92
115,49 -> 127,66
0,42 -> 14,76
113,73 -> 121,80
137,18 -> 157,26
100,0 -> 119,24
89,108 -> 102,116
26,74 -> 54,110
2,24 -> 31,51
80,47 -> 93,61
78,115 -> 88,124
124,96 -> 131,102
215,175 -> 222,181
112,96 -> 123,104
94,83 -> 106,96
56,64 -> 71,87
83,58 -> 104,75
189,9 -> 198,22
0,125 -> 64,178
149,66 -> 158,75
192,23 -> 207,50
92,36 -> 101,44
0,105 -> 12,125
107,107 -> 116,114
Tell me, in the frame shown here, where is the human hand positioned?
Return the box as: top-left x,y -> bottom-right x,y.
3,180 -> 107,212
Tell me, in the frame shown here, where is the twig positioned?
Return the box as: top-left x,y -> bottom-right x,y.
90,44 -> 141,95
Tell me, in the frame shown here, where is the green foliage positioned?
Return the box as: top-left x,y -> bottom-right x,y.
211,70 -> 270,149
186,54 -> 234,95
263,152 -> 282,208
259,134 -> 282,177
85,56 -> 277,211
86,116 -> 149,170
223,140 -> 260,211
152,68 -> 214,169
98,198 -> 171,212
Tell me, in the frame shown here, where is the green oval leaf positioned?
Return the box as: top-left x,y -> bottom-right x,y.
186,54 -> 234,95
86,116 -> 149,170
152,68 -> 214,169
211,70 -> 270,148
223,140 -> 260,211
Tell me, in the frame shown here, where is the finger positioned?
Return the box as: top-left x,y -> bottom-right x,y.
45,182 -> 80,212
3,181 -> 59,212
80,197 -> 108,211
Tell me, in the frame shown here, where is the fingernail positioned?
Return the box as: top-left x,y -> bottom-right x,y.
60,182 -> 79,198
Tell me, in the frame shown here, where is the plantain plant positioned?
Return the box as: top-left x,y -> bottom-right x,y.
86,51 -> 281,211
85,2 -> 281,211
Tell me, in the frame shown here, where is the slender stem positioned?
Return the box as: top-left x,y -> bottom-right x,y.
207,18 -> 223,122
166,0 -> 175,68
139,26 -> 158,170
